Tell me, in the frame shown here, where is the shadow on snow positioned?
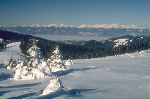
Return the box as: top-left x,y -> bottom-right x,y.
0,73 -> 12,81
0,90 -> 14,96
52,67 -> 98,76
37,88 -> 97,99
0,82 -> 41,89
7,92 -> 36,99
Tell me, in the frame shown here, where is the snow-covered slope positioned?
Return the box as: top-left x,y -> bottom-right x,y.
114,38 -> 129,47
0,42 -> 21,64
1,50 -> 150,99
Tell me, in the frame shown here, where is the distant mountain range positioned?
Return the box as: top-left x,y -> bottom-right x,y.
0,24 -> 150,37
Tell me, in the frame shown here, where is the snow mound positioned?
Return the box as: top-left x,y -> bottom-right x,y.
114,38 -> 128,47
41,76 -> 63,96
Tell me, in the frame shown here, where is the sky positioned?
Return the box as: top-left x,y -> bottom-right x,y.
0,0 -> 150,27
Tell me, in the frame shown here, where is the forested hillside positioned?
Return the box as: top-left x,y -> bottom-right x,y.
1,30 -> 150,59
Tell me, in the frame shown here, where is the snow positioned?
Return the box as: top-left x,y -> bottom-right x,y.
1,50 -> 150,99
13,24 -> 149,29
41,76 -> 64,96
6,57 -> 17,70
0,42 -> 21,64
47,46 -> 67,72
65,59 -> 73,66
21,24 -> 75,28
0,38 -> 3,43
13,44 -> 51,80
114,38 -> 129,47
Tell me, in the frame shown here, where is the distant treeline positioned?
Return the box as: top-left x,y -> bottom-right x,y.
0,30 -> 150,60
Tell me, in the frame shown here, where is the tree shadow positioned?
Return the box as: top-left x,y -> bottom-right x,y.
0,88 -> 33,97
0,90 -> 15,96
37,88 -> 97,99
0,73 -> 12,81
52,67 -> 98,76
7,92 -> 36,99
0,82 -> 41,89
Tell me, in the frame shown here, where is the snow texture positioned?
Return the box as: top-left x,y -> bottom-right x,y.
1,48 -> 150,98
65,59 -> 73,66
41,76 -> 64,96
0,42 -> 21,64
114,38 -> 129,47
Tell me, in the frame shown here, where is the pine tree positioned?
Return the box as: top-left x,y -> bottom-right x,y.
7,57 -> 17,70
47,46 -> 66,72
13,39 -> 51,80
13,58 -> 27,80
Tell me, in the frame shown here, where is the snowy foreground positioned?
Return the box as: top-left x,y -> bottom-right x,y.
1,50 -> 150,98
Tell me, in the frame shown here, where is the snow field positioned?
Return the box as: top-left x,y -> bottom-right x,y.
1,42 -> 150,99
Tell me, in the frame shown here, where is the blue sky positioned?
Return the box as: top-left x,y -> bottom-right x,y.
0,0 -> 150,27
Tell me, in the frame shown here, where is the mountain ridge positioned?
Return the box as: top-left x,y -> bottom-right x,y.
0,24 -> 150,37
0,24 -> 148,29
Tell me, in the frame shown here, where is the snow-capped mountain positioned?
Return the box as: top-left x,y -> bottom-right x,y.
0,24 -> 150,37
5,24 -> 147,29
78,24 -> 147,29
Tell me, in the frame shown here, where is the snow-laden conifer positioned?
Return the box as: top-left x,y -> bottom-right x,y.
6,57 -> 17,70
13,39 -> 51,80
47,46 -> 67,72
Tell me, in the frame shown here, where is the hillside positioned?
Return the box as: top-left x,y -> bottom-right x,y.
0,30 -> 150,60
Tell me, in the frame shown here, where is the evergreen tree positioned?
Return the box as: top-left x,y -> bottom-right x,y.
47,46 -> 66,72
7,57 -> 17,70
0,63 -> 5,68
13,39 -> 51,80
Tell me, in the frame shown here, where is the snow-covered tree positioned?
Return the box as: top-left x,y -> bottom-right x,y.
65,59 -> 73,66
13,40 -> 51,80
47,46 -> 67,72
13,58 -> 27,80
7,57 -> 17,70
41,76 -> 63,96
0,63 -> 5,68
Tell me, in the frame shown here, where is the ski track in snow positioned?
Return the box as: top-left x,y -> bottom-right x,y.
1,50 -> 150,98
